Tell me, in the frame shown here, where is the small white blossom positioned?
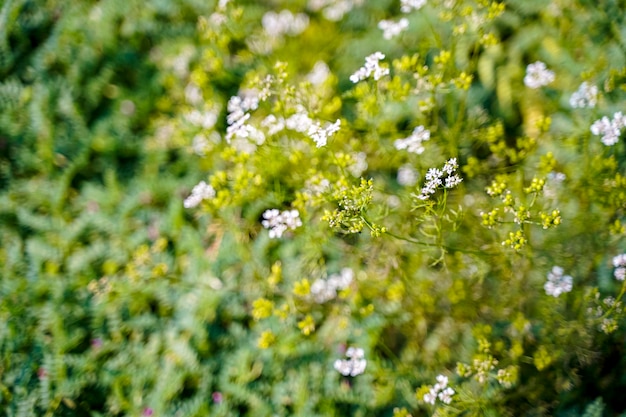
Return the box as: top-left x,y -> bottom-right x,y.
261,209 -> 302,238
423,374 -> 455,405
192,134 -> 209,156
544,266 -> 573,297
183,181 -> 216,208
311,268 -> 354,303
401,0 -> 427,12
438,387 -> 455,404
334,346 -> 367,376
262,10 -> 309,38
225,92 -> 261,143
397,164 -> 418,186
378,18 -> 409,40
307,61 -> 331,85
569,82 -> 598,108
307,119 -> 341,147
524,61 -> 555,89
261,115 -> 286,135
185,109 -> 218,129
417,158 -> 462,200
613,254 -> 626,281
591,112 -> 624,146
394,126 -> 430,154
285,108 -> 314,133
309,0 -> 364,21
348,152 -> 368,177
350,52 -> 389,83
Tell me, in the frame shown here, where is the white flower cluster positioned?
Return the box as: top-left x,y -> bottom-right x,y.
225,92 -> 264,146
423,375 -> 455,405
378,18 -> 409,40
334,347 -> 367,377
401,0 -> 427,12
397,164 -> 418,186
416,158 -> 462,200
308,0 -> 364,21
544,266 -> 573,297
261,209 -> 302,238
279,107 -> 341,147
523,61 -> 555,89
307,61 -> 331,85
307,119 -> 342,147
262,10 -> 309,38
348,152 -> 368,177
350,52 -> 389,83
261,114 -> 286,136
183,181 -> 216,208
612,254 -> 626,281
185,109 -> 218,129
590,112 -> 625,146
394,125 -> 430,154
569,81 -> 598,108
310,268 -> 354,303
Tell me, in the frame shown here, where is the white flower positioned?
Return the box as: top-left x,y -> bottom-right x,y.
183,181 -> 216,208
378,18 -> 409,40
261,115 -> 286,136
423,374 -> 455,405
417,158 -> 462,200
350,52 -> 389,83
438,387 -> 455,404
334,346 -> 367,376
261,209 -> 302,238
286,109 -> 314,133
348,152 -> 368,177
613,254 -> 626,281
590,112 -> 624,146
394,126 -> 430,154
307,61 -> 331,85
307,119 -> 341,147
225,92 -> 261,143
544,266 -> 573,297
423,391 -> 437,405
401,0 -> 427,12
397,164 -> 418,186
262,10 -> 309,38
185,109 -> 218,129
524,61 -> 555,89
310,268 -> 354,303
569,82 -> 598,108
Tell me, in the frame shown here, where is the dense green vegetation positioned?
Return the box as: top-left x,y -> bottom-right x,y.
1,0 -> 626,416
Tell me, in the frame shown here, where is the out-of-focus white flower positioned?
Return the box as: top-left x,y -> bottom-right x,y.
348,152 -> 368,177
397,164 -> 418,186
524,61 -> 555,89
544,266 -> 573,297
261,209 -> 302,238
590,112 -> 624,146
394,126 -> 430,154
311,268 -> 353,303
613,254 -> 626,281
350,52 -> 389,83
307,119 -> 341,147
569,82 -> 598,108
334,345 -> 366,376
184,181 -> 216,208
307,61 -> 331,85
401,0 -> 427,13
378,18 -> 409,40
262,10 -> 309,38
